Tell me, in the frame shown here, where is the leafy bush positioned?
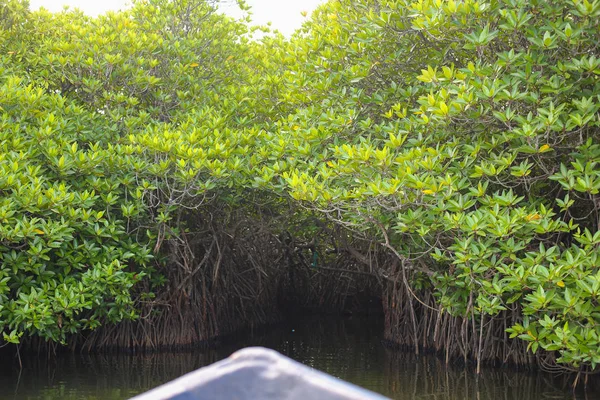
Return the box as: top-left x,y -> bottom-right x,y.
273,0 -> 600,373
0,0 -> 599,379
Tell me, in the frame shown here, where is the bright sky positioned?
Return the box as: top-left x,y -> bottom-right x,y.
28,0 -> 325,36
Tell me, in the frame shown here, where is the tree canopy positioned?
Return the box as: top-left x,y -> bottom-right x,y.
0,0 -> 599,378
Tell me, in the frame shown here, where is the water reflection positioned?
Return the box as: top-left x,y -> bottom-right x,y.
0,316 -> 595,400
381,351 -> 586,400
0,352 -> 217,400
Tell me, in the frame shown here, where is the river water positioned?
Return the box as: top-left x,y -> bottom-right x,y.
0,316 -> 595,399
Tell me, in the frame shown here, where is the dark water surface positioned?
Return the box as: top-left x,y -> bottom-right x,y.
0,316 -> 596,400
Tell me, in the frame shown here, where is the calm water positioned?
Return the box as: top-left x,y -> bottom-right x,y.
0,316 -> 596,400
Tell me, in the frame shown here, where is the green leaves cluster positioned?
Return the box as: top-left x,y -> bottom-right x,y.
0,67 -> 151,344
268,0 -> 600,371
1,0 -> 599,374
0,0 -> 257,345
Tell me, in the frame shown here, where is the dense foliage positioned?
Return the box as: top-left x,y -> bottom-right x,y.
0,0 -> 268,347
272,0 -> 600,377
0,0 -> 599,380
